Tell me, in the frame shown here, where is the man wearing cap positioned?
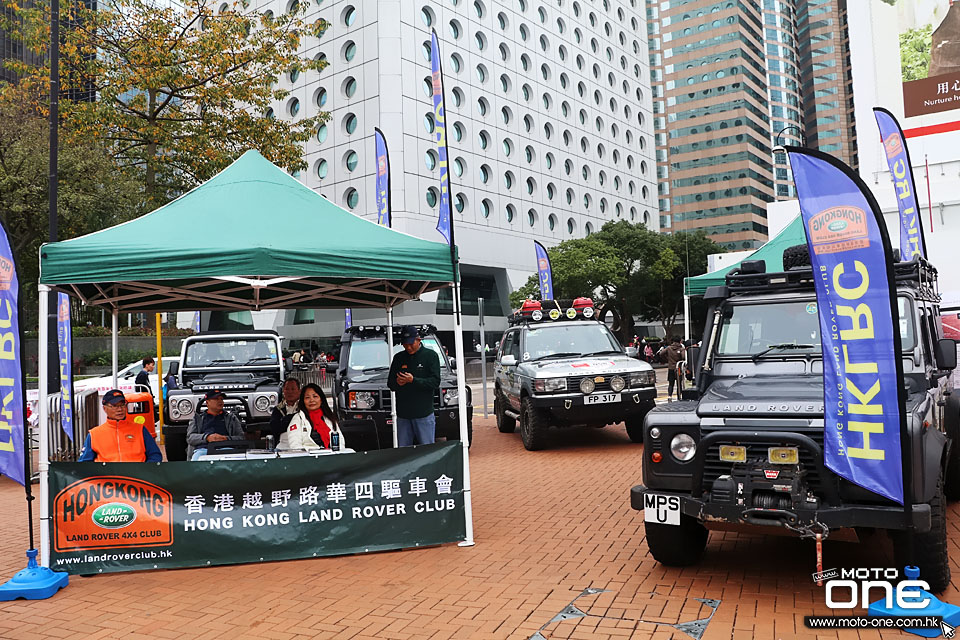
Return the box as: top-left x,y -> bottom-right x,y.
79,390 -> 163,462
186,390 -> 246,460
387,326 -> 441,446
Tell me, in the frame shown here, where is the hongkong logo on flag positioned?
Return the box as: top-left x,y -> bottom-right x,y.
0,256 -> 13,291
538,258 -> 549,270
377,156 -> 387,176
808,206 -> 870,255
58,299 -> 69,322
883,132 -> 904,160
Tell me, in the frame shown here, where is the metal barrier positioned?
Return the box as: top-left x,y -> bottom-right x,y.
289,363 -> 335,393
40,388 -> 104,462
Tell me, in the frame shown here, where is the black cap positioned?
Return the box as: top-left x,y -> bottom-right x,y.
400,326 -> 420,345
204,390 -> 226,400
102,390 -> 126,406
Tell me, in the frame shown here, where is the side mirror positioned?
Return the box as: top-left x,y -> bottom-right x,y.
449,359 -> 457,370
167,361 -> 179,377
625,346 -> 639,358
284,357 -> 293,372
936,338 -> 957,371
500,355 -> 518,367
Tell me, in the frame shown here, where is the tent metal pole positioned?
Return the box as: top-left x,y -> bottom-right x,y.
683,295 -> 691,342
111,309 -> 119,388
386,306 -> 398,448
452,282 -> 475,547
38,285 -> 51,566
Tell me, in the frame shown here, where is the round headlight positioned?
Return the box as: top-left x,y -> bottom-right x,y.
583,307 -> 594,318
610,375 -> 625,392
670,433 -> 697,461
579,378 -> 596,394
177,398 -> 193,415
548,309 -> 561,320
566,308 -> 577,319
254,395 -> 270,412
649,427 -> 661,439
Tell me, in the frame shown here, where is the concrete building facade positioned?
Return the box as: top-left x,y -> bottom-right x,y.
255,0 -> 657,343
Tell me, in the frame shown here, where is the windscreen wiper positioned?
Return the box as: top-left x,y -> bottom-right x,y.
582,350 -> 625,357
209,359 -> 235,365
530,352 -> 582,361
751,343 -> 815,362
241,356 -> 275,366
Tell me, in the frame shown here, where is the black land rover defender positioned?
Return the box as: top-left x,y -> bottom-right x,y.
332,324 -> 472,450
630,254 -> 960,591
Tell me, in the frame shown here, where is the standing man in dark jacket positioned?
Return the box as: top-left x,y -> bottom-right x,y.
387,326 -> 441,446
658,337 -> 686,400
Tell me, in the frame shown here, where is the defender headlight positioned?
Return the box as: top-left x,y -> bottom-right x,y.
579,378 -> 596,394
630,371 -> 656,387
349,391 -> 376,410
609,375 -> 625,392
254,395 -> 270,412
670,433 -> 696,461
177,398 -> 193,415
444,389 -> 459,405
534,378 -> 567,392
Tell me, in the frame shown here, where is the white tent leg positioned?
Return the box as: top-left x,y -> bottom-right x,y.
111,308 -> 119,388
38,285 -> 51,567
386,306 -> 398,448
452,282 -> 475,547
683,294 -> 691,343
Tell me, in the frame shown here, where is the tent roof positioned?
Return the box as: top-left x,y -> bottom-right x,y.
684,216 -> 805,296
39,151 -> 456,311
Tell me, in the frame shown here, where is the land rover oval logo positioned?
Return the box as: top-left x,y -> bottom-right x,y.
92,503 -> 137,529
828,220 -> 847,232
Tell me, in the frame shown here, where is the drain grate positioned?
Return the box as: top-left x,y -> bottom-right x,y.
530,588 -> 721,640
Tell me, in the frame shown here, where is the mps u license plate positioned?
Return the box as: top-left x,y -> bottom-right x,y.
643,493 -> 680,526
584,393 -> 621,404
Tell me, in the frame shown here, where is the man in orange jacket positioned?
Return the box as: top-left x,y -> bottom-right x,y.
79,389 -> 163,462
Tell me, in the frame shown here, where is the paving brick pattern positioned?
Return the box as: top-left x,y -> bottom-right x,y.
1,409 -> 959,639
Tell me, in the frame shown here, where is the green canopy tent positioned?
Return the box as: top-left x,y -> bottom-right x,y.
35,150 -> 474,566
680,216 -> 805,339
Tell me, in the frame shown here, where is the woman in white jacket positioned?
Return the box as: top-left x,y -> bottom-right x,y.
278,382 -> 347,450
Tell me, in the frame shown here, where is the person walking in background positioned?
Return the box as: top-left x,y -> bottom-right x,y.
643,342 -> 654,363
658,337 -> 686,400
388,326 -> 441,446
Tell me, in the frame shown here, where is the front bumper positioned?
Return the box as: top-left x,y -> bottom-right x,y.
629,483 -> 931,532
531,387 -> 656,424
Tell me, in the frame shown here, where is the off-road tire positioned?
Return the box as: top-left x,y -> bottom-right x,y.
495,392 -> 516,433
520,396 -> 550,451
644,514 -> 708,566
943,395 -> 960,500
625,401 -> 656,443
892,471 -> 950,593
783,244 -> 811,270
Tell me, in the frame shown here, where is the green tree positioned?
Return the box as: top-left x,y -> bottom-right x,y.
901,24 -> 933,82
3,0 -> 329,203
0,90 -> 143,325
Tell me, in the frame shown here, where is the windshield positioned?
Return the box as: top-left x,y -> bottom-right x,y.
347,338 -> 448,373
184,339 -> 279,367
716,298 -> 917,356
522,324 -> 622,360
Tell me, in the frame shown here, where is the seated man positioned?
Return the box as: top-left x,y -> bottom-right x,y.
79,390 -> 163,462
268,377 -> 301,442
186,390 -> 246,460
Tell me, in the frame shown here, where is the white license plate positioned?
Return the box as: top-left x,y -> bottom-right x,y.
584,393 -> 621,404
643,493 -> 680,526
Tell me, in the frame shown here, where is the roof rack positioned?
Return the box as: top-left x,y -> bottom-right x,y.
344,324 -> 439,339
507,298 -> 597,326
726,267 -> 817,295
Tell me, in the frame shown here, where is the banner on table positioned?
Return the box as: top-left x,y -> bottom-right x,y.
430,29 -> 452,245
57,292 -> 73,441
49,441 -> 466,573
787,147 -> 905,504
0,220 -> 24,486
533,241 -> 554,300
344,308 -> 352,330
374,128 -> 391,228
873,107 -> 926,260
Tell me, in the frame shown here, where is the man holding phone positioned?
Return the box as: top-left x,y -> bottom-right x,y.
388,326 -> 441,446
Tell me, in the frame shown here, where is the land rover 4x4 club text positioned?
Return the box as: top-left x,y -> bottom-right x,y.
332,324 -> 472,451
630,254 -> 960,592
495,298 -> 658,450
163,331 -> 284,460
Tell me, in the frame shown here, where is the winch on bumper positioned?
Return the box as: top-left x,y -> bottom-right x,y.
631,429 -> 932,533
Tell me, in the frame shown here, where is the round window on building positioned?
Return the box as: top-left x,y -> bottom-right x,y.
505,204 -> 515,223
343,113 -> 357,134
453,157 -> 465,177
344,150 -> 358,172
421,40 -> 431,62
449,19 -> 461,39
315,87 -> 327,108
454,193 -> 466,213
527,209 -> 536,227
422,76 -> 432,97
316,159 -> 328,179
546,183 -> 555,199
288,98 -> 300,117
420,5 -> 433,26
423,112 -> 435,133
504,171 -> 514,189
548,214 -> 557,231
345,188 -> 359,209
425,149 -> 437,171
343,40 -> 357,62
585,222 -> 594,235
453,121 -> 464,141
502,138 -> 512,156
289,66 -> 300,83
478,131 -> 489,149
479,164 -> 490,183
342,5 -> 356,26
481,199 -> 492,218
567,218 -> 576,235
316,124 -> 328,144
477,98 -> 488,116
451,54 -> 462,73
426,187 -> 438,208
343,76 -> 357,98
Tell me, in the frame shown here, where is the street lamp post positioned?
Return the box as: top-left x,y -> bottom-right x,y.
772,126 -> 804,202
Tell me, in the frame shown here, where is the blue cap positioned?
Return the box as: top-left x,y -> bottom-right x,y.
102,390 -> 126,405
400,326 -> 420,345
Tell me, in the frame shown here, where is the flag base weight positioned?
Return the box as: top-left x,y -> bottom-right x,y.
0,549 -> 69,601
868,566 -> 960,638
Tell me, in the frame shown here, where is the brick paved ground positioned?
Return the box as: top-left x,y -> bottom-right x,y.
2,390 -> 960,638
